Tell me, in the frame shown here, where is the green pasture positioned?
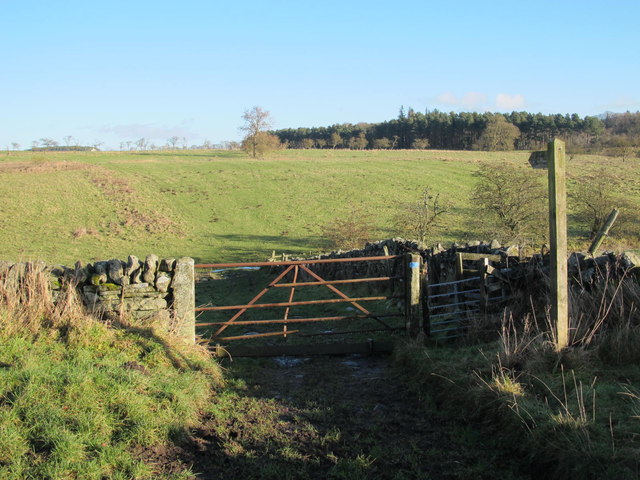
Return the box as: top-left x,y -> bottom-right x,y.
0,148 -> 638,266
0,283 -> 222,480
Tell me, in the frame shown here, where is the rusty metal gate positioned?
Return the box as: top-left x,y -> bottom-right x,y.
194,255 -> 407,356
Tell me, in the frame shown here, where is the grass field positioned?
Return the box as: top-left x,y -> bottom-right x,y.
0,270 -> 222,479
1,148 -> 638,266
2,148 -> 639,478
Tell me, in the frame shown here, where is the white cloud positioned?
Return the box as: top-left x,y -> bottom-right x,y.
436,92 -> 459,105
598,96 -> 640,112
495,93 -> 526,110
460,92 -> 487,108
435,91 -> 487,109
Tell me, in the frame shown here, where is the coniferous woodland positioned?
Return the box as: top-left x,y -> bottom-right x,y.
272,108 -> 640,154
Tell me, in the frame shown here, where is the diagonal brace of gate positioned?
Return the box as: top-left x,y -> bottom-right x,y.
210,265 -> 294,338
297,265 -> 392,330
206,263 -> 393,340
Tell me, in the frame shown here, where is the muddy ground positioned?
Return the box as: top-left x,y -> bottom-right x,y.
141,354 -> 529,479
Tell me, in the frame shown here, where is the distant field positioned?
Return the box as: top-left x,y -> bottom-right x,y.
0,148 -> 638,265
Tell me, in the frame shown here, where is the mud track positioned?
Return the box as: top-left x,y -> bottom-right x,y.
143,354 -> 527,479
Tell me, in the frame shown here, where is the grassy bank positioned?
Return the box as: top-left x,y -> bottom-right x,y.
0,270 -> 223,479
395,268 -> 640,479
1,149 -> 638,265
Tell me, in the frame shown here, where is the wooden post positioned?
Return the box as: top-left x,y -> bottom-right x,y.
455,252 -> 464,279
454,252 -> 463,309
421,259 -> 430,337
588,208 -> 620,256
405,253 -> 422,338
548,139 -> 569,350
479,257 -> 489,316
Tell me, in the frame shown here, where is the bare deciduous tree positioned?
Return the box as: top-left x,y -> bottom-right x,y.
63,135 -> 77,146
39,138 -> 58,148
570,168 -> 640,240
134,137 -> 148,151
167,136 -> 179,149
394,188 -> 448,243
472,164 -> 548,244
321,203 -> 375,250
373,137 -> 391,149
240,106 -> 280,157
475,115 -> 521,151
329,132 -> 342,149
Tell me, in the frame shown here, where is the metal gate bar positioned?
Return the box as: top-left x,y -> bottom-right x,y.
218,330 -> 300,341
274,276 -> 399,288
196,255 -> 399,268
197,313 -> 402,327
298,264 -> 393,330
208,264 -> 294,338
195,255 -> 401,344
196,295 -> 400,312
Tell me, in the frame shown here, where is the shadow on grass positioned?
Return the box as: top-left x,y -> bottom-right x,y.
115,322 -> 207,373
170,355 -> 530,480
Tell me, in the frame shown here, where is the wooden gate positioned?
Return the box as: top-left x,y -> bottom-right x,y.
425,252 -> 508,338
194,255 -> 411,356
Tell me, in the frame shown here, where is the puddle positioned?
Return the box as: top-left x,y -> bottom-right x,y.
273,356 -> 310,367
340,360 -> 361,368
212,266 -> 261,273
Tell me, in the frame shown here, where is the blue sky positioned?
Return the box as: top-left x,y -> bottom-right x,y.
2,0 -> 639,149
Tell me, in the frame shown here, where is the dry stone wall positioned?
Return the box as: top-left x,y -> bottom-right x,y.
0,255 -> 195,343
288,238 -> 639,288
288,238 -> 518,282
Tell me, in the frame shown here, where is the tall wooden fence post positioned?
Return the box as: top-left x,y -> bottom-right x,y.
405,253 -> 422,338
479,257 -> 489,316
454,252 -> 464,311
548,139 -> 569,350
422,259 -> 430,337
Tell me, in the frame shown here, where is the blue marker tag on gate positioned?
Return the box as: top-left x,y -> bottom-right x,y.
409,262 -> 420,268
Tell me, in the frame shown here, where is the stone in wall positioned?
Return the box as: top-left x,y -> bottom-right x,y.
74,261 -> 89,284
92,262 -> 108,285
108,259 -> 127,285
155,273 -> 171,293
126,255 -> 142,283
143,254 -> 158,283
171,257 -> 195,342
622,251 -> 640,270
0,254 -> 195,344
160,258 -> 176,272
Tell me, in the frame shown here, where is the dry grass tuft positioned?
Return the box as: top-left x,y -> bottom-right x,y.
0,265 -> 89,337
87,166 -> 185,237
0,160 -> 91,174
320,203 -> 376,251
71,227 -> 100,239
492,256 -> 640,370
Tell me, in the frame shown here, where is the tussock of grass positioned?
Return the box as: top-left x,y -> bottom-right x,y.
395,269 -> 640,479
0,268 -> 223,479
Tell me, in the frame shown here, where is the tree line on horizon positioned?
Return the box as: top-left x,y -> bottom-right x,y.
272,108 -> 640,154
7,109 -> 639,156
